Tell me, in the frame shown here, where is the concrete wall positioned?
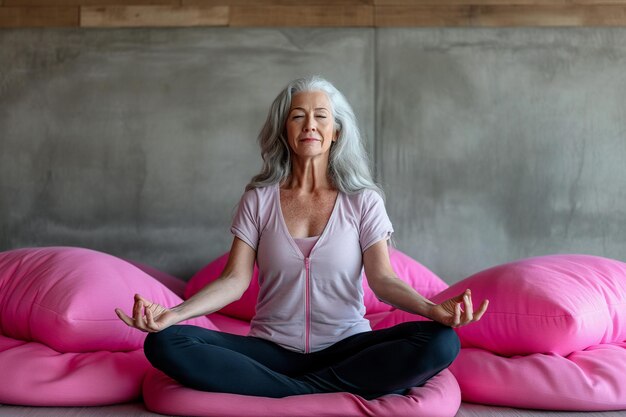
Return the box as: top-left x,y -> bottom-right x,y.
1,27 -> 625,282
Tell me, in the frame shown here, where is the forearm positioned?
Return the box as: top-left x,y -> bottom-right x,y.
370,276 -> 437,319
170,275 -> 247,322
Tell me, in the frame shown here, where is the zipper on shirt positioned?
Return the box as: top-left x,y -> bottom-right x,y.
304,257 -> 311,354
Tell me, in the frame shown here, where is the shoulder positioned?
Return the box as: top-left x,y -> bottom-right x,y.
344,188 -> 385,209
237,184 -> 276,216
240,184 -> 275,202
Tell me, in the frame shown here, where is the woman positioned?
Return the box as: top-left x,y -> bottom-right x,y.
116,76 -> 488,399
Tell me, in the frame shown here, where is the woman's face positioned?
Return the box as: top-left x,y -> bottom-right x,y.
285,91 -> 337,160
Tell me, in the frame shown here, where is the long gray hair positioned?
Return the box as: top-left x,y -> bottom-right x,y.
246,76 -> 383,197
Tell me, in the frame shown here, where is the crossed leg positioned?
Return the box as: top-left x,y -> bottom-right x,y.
144,321 -> 459,399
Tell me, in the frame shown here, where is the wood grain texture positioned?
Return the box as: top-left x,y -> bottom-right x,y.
3,0 -> 178,6
230,5 -> 374,26
374,0 -> 626,4
183,0 -> 373,5
80,4 -> 228,26
0,6 -> 78,27
375,5 -> 626,26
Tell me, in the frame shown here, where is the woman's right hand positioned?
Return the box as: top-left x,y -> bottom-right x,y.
115,293 -> 180,333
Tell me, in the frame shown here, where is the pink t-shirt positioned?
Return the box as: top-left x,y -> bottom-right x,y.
231,183 -> 393,353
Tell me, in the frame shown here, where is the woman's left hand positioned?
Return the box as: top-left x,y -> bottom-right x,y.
428,289 -> 489,328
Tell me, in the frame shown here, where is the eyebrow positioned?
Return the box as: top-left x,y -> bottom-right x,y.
290,107 -> 329,112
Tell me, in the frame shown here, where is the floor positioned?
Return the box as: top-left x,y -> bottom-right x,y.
1,402 -> 625,417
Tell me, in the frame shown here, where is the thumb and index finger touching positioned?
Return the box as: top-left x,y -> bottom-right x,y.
451,289 -> 490,319
115,293 -> 153,328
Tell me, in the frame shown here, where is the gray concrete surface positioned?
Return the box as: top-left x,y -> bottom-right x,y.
377,28 -> 626,282
1,27 -> 625,283
0,28 -> 374,279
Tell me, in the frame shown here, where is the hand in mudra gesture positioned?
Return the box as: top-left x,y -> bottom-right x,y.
429,289 -> 489,328
115,294 -> 179,333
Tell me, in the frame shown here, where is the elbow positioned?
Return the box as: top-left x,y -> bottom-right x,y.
232,286 -> 247,302
368,278 -> 387,302
226,275 -> 251,302
368,275 -> 399,307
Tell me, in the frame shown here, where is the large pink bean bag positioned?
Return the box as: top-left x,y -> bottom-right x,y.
143,367 -> 461,417
433,254 -> 626,410
144,247 -> 461,417
0,246 -> 211,406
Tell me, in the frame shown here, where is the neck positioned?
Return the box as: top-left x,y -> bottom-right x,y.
284,156 -> 333,192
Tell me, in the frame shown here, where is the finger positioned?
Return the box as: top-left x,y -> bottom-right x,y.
136,293 -> 153,306
474,299 -> 489,321
145,305 -> 157,331
453,302 -> 462,327
115,308 -> 134,327
133,300 -> 147,330
462,293 -> 474,324
453,291 -> 467,303
132,296 -> 142,321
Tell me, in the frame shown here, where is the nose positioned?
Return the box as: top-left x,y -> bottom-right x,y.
303,116 -> 316,132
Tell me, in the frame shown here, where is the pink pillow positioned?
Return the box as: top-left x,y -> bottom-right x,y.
450,344 -> 626,410
0,333 -> 149,406
431,254 -> 626,356
0,247 -> 211,353
185,248 -> 447,321
0,246 -> 214,406
207,314 -> 251,336
143,368 -> 461,417
126,259 -> 186,298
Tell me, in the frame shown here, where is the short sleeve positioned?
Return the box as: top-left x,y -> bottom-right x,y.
230,189 -> 260,251
359,190 -> 394,252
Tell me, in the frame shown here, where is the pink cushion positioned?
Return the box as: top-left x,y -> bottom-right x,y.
143,367 -> 461,417
185,248 -> 448,321
126,259 -> 186,298
206,313 -> 251,336
0,246 -> 211,352
450,344 -> 626,411
436,254 -> 626,411
431,254 -> 626,356
0,246 -> 213,406
0,333 -> 148,406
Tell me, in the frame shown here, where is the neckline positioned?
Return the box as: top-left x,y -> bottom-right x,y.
293,235 -> 321,241
275,183 -> 341,259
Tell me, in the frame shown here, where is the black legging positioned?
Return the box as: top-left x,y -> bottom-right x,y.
144,320 -> 460,400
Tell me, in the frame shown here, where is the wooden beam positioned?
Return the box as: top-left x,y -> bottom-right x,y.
3,0 -> 178,6
183,0 -> 373,5
81,5 -> 228,27
229,5 -> 374,26
375,5 -> 626,26
374,0 -> 626,4
0,6 -> 79,27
